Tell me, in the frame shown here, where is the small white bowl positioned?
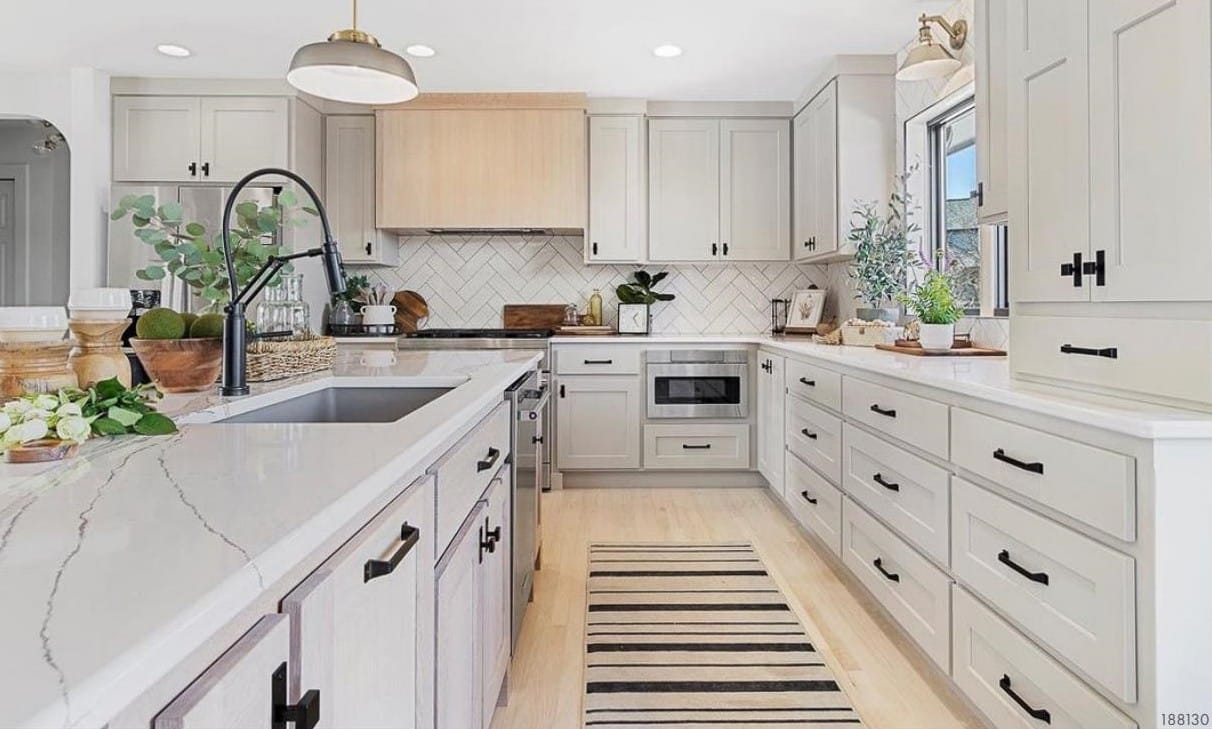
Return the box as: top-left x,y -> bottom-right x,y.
0,306 -> 67,330
68,288 -> 132,312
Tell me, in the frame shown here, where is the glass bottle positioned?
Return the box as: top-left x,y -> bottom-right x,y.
588,289 -> 603,327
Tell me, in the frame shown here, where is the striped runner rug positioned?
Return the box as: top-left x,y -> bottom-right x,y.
583,542 -> 864,728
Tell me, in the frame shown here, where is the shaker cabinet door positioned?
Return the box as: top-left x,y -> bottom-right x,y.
479,473 -> 512,728
199,97 -> 290,182
648,119 -> 721,261
588,115 -> 645,262
436,503 -> 485,729
325,115 -> 380,264
555,375 -> 642,470
756,352 -> 786,498
718,119 -> 790,261
113,96 -> 202,182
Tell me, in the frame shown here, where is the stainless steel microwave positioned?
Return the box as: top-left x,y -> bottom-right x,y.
646,350 -> 749,419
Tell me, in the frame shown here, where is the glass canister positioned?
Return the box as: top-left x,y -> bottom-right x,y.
254,274 -> 311,337
281,274 -> 311,336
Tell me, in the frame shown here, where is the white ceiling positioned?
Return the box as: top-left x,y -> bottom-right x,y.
0,0 -> 948,100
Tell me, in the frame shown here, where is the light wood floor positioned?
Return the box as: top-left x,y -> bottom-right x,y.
491,487 -> 986,729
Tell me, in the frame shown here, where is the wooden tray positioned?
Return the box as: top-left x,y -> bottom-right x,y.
557,326 -> 616,336
5,439 -> 79,464
875,341 -> 1006,357
503,304 -> 567,330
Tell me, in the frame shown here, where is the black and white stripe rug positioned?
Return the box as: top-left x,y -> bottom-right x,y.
583,542 -> 863,728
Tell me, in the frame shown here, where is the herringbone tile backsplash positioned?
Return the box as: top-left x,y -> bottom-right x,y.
366,235 -> 826,333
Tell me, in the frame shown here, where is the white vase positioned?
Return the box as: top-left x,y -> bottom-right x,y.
918,323 -> 955,352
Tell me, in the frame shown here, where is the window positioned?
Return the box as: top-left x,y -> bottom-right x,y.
927,98 -> 1010,315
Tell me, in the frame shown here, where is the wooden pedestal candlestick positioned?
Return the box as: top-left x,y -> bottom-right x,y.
0,341 -> 79,399
68,319 -> 132,388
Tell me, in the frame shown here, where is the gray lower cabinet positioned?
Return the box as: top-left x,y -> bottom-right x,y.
436,472 -> 511,729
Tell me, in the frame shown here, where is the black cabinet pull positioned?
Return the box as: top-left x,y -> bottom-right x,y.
477,446 -> 501,472
363,523 -> 420,582
559,384 -> 565,398
712,243 -> 718,256
998,549 -> 1049,585
188,161 -> 198,177
869,404 -> 897,418
873,557 -> 900,582
993,448 -> 1044,475
722,242 -> 729,256
1060,251 -> 1083,287
976,181 -> 985,207
485,521 -> 502,543
682,443 -> 712,450
584,359 -> 613,365
478,525 -> 495,563
272,662 -> 321,729
592,241 -> 598,256
532,434 -> 544,444
798,377 -> 816,387
999,674 -> 1052,724
1060,344 -> 1118,359
800,490 -> 818,505
200,162 -> 210,177
803,240 -> 810,248
800,428 -> 818,440
873,473 -> 899,492
1082,249 -> 1106,287
364,241 -> 372,255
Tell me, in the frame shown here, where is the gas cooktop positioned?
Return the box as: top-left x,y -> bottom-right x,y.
403,328 -> 553,339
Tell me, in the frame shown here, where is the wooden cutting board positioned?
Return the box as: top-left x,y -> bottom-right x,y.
875,342 -> 1006,357
503,304 -> 567,330
392,291 -> 429,333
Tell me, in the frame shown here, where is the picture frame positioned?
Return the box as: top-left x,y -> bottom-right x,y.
784,289 -> 826,333
617,303 -> 650,335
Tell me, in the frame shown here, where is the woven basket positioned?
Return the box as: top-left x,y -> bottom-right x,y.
246,335 -> 337,382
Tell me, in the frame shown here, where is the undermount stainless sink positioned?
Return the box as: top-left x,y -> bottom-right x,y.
220,387 -> 453,424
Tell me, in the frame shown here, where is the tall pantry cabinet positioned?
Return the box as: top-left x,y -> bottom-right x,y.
1007,0 -> 1212,410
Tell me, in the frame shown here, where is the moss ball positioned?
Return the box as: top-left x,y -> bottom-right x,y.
180,312 -> 199,332
135,307 -> 186,340
189,313 -> 225,339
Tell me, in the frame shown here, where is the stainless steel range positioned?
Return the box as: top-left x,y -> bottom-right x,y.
399,327 -> 551,650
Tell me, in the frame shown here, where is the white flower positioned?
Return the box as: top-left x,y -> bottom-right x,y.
55,402 -> 83,419
23,408 -> 53,424
4,419 -> 48,445
34,394 -> 60,411
4,399 -> 32,419
55,416 -> 91,444
0,412 -> 10,434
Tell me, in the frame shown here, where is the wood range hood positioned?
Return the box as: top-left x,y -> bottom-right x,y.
375,92 -> 587,235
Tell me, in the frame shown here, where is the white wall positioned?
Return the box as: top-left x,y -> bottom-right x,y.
0,121 -> 71,304
0,67 -> 111,299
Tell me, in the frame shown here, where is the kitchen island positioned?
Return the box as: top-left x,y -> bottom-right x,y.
0,348 -> 541,729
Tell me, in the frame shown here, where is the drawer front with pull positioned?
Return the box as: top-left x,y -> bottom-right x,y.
431,400 -> 511,557
785,451 -> 843,556
951,477 -> 1136,702
842,499 -> 953,671
786,396 -> 843,484
554,346 -> 641,375
951,408 -> 1135,541
642,423 -> 750,470
843,377 -> 949,459
785,358 -> 842,411
842,424 -> 950,565
952,586 -> 1137,729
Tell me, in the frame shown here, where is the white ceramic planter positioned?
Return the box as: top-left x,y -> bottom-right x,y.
918,323 -> 955,353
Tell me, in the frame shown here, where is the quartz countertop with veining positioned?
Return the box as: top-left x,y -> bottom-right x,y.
0,348 -> 541,729
550,334 -> 1212,439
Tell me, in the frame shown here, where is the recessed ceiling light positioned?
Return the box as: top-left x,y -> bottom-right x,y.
406,44 -> 436,58
156,44 -> 192,58
653,44 -> 683,58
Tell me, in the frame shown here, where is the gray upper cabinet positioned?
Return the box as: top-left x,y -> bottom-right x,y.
587,115 -> 645,262
975,0 -> 1009,224
324,115 -> 399,266
793,74 -> 895,263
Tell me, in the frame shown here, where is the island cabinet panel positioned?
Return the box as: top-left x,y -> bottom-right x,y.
555,375 -> 641,470
435,500 -> 484,729
153,614 -> 290,729
479,474 -> 512,728
281,476 -> 431,729
376,107 -> 587,231
432,401 -> 511,556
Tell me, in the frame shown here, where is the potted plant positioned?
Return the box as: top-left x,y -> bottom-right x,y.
897,269 -> 965,352
847,165 -> 919,323
615,270 -> 676,334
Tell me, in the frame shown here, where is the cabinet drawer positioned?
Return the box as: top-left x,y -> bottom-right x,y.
785,358 -> 842,411
843,378 -> 949,459
643,423 -> 750,470
951,408 -> 1136,541
842,500 -> 952,671
842,424 -> 950,565
431,401 -> 511,558
951,478 -> 1136,702
786,396 -> 842,484
554,346 -> 641,375
952,586 -> 1136,729
785,452 -> 843,556
1012,315 -> 1212,407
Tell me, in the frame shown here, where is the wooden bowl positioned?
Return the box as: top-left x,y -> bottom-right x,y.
4,439 -> 80,464
130,338 -> 223,393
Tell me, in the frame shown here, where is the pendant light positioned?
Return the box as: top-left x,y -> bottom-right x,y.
287,0 -> 419,105
896,14 -> 968,82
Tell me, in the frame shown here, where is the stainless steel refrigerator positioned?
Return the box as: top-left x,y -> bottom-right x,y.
108,184 -> 281,312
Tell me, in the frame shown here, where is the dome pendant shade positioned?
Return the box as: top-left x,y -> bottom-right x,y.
897,41 -> 961,81
287,33 -> 418,105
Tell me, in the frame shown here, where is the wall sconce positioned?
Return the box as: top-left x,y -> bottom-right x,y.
897,14 -> 969,82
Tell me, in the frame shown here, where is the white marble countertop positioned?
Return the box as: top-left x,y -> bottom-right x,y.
550,334 -> 1212,439
0,348 -> 541,729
